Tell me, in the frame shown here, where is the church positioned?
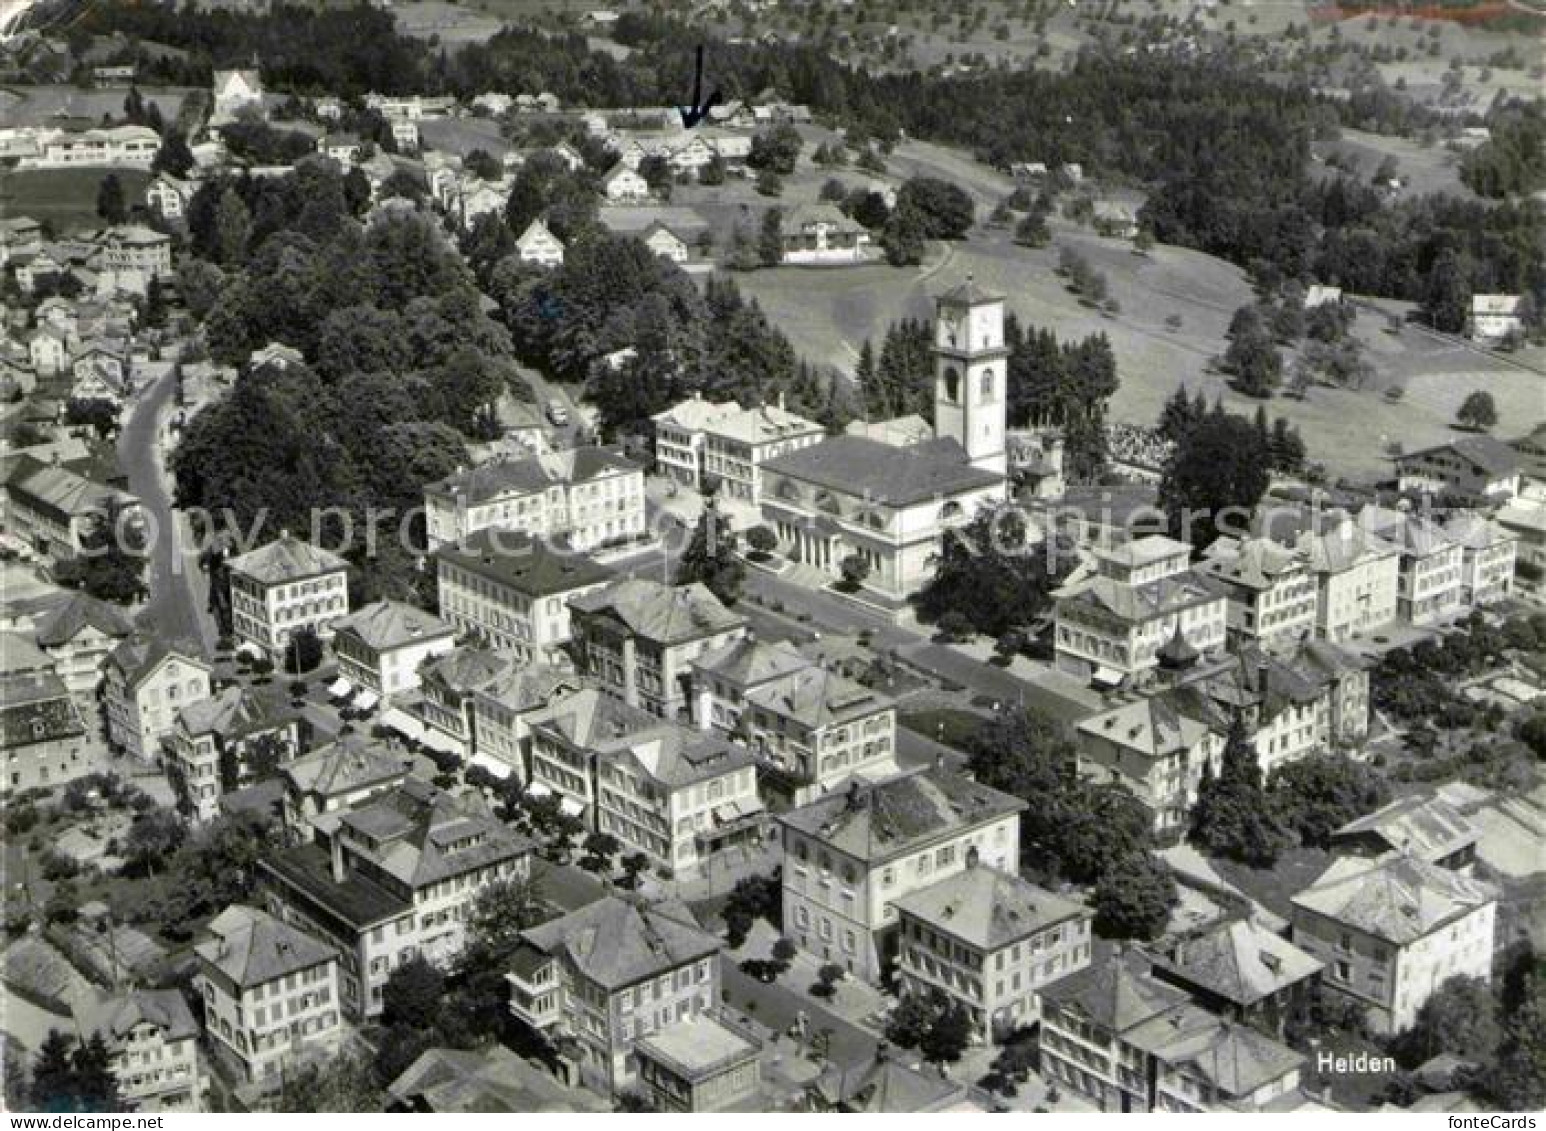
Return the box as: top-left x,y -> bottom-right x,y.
758,279 -> 1014,600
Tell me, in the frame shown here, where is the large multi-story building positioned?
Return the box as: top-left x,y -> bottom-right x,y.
279,735 -> 411,842
3,453 -> 143,561
32,591 -> 134,700
226,533 -> 350,659
436,531 -> 615,663
506,896 -> 722,1097
1053,536 -> 1229,686
329,599 -> 457,706
1395,436 -> 1523,503
1442,513 -> 1517,608
424,448 -> 644,552
417,647 -> 515,756
1291,514 -> 1401,644
1197,536 -> 1318,648
528,689 -> 764,877
16,125 -> 160,168
73,990 -> 206,1112
1,666 -> 89,795
193,905 -> 343,1089
778,769 -> 1025,983
99,225 -> 173,279
1289,853 -> 1498,1035
1074,693 -> 1223,839
262,778 -> 533,1019
468,665 -> 584,781
652,395 -> 826,505
569,578 -> 747,719
1145,917 -> 1323,1038
1358,505 -> 1465,628
894,862 -> 1092,1044
688,636 -> 897,808
168,686 -> 302,823
102,638 -> 212,764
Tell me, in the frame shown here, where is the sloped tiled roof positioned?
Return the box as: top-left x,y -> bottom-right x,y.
1200,536 -> 1303,591
178,684 -> 292,741
196,905 -> 335,989
32,591 -> 133,647
331,599 -> 455,652
777,769 -> 1025,864
1077,694 -> 1212,758
436,531 -> 615,598
336,778 -> 532,889
227,532 -> 348,585
107,636 -> 207,691
1400,434 -> 1523,479
1291,853 -> 1497,944
763,435 -> 1002,508
0,670 -> 84,747
1,631 -> 55,675
893,864 -> 1087,951
75,989 -> 198,1045
569,578 -> 745,645
1330,793 -> 1478,864
1153,917 -> 1322,1007
743,664 -> 892,730
519,896 -> 719,991
814,1054 -> 965,1112
1040,948 -> 1188,1032
282,734 -> 408,798
1128,1001 -> 1305,1099
692,636 -> 811,688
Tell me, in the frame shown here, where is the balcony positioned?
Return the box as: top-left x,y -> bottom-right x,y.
507,953 -> 561,1029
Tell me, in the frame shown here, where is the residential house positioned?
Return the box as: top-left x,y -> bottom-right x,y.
1304,285 -> 1343,309
1441,513 -> 1517,607
778,205 -> 869,264
226,532 -> 350,659
102,638 -> 212,764
329,599 -> 457,707
4,454 -> 143,560
1330,792 -> 1479,872
100,225 -> 173,280
804,1047 -> 969,1113
1291,512 -> 1401,643
468,665 -> 583,781
1357,505 -> 1465,627
506,896 -> 722,1096
193,906 -> 342,1087
652,394 -> 826,505
641,221 -> 690,263
1,667 -> 89,794
1197,536 -> 1318,648
1496,493 -> 1546,578
390,119 -> 420,152
1395,436 -> 1523,503
318,132 -> 363,164
527,689 -> 764,876
70,341 -> 132,405
436,531 -> 615,664
1289,853 -> 1498,1034
895,862 -> 1093,1043
1146,917 -> 1323,1037
417,647 -> 515,756
144,174 -> 195,220
515,218 -> 566,267
1469,294 -> 1523,343
778,769 -> 1025,982
28,325 -> 69,375
423,447 -> 644,552
1092,201 -> 1139,239
689,636 -> 897,808
32,591 -> 133,699
168,686 -> 301,823
72,990 -> 205,1112
279,735 -> 411,842
1052,535 -> 1229,686
261,778 -> 533,1019
601,161 -> 650,203
569,578 -> 747,719
18,125 -> 160,169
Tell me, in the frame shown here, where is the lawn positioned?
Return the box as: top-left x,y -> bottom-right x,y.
899,707 -> 990,752
0,168 -> 151,232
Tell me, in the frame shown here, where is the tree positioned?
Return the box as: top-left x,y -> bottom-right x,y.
895,177 -> 974,240
96,174 -> 126,225
915,507 -> 1068,638
1092,852 -> 1177,940
213,188 -> 253,267
754,167 -> 784,197
746,123 -> 802,175
382,955 -> 445,1030
1225,320 -> 1284,397
1156,383 -> 1201,444
880,203 -> 927,267
920,999 -> 974,1065
1456,390 -> 1498,432
886,992 -> 940,1049
1422,248 -> 1472,333
122,808 -> 186,877
722,872 -> 780,947
758,206 -> 784,267
1190,715 -> 1292,866
284,626 -> 323,674
838,554 -> 870,593
152,132 -> 194,177
676,502 -> 745,607
1268,754 -> 1389,848
1013,209 -> 1050,247
1134,228 -> 1155,255
55,496 -> 146,606
580,831 -> 620,874
27,1032 -> 125,1113
1484,956 -> 1546,1111
64,398 -> 119,441
1396,975 -> 1500,1068
746,525 -> 778,559
273,1049 -> 382,1112
1159,410 -> 1272,549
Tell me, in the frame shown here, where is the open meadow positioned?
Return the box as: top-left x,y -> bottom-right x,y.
0,167 -> 150,230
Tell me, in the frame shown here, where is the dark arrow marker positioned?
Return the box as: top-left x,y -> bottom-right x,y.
677,44 -> 723,129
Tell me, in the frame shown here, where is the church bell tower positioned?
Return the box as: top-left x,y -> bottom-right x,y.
933,276 -> 1009,474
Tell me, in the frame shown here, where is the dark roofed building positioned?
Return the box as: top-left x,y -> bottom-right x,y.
1,667 -> 90,794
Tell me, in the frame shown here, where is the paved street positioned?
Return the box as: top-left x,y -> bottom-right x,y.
117,368 -> 216,652
721,961 -> 879,1072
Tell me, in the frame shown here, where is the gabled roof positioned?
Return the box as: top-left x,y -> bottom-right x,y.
1127,1001 -> 1305,1099
196,905 -> 334,989
1291,853 -> 1497,944
335,778 -> 532,889
227,532 -> 348,585
1152,917 -> 1322,1007
693,636 -> 811,687
33,591 -> 133,647
1077,694 -> 1212,758
1399,435 -> 1523,479
1,631 -> 55,675
893,864 -> 1087,951
177,684 -> 293,741
282,734 -> 408,798
1200,536 -> 1304,591
421,647 -> 514,695
569,577 -> 745,645
763,435 -> 1002,508
515,218 -> 563,249
743,664 -> 892,730
813,1053 -> 965,1112
519,896 -> 719,991
777,768 -> 1025,864
107,636 -> 207,691
474,664 -> 583,715
1330,792 -> 1478,864
75,989 -> 198,1045
0,670 -> 84,747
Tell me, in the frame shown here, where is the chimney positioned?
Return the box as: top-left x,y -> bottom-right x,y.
845,780 -> 862,811
777,390 -> 786,411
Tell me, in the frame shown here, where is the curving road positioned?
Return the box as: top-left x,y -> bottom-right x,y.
118,367 -> 216,654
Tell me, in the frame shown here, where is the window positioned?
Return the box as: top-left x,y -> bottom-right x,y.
943,367 -> 960,402
980,369 -> 994,399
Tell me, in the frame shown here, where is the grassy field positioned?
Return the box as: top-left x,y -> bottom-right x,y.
1321,127 -> 1477,200
391,0 -> 506,43
0,85 -> 197,128
0,168 -> 151,232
